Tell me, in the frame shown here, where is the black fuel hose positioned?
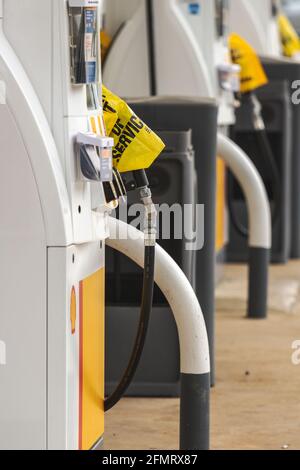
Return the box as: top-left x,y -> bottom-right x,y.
105,243 -> 155,412
229,93 -> 281,238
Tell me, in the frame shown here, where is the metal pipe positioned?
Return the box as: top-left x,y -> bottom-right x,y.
217,133 -> 272,319
107,216 -> 210,450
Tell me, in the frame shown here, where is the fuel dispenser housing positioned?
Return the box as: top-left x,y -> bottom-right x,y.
0,0 -> 108,450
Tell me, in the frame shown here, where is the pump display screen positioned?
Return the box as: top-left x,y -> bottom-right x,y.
215,0 -> 229,38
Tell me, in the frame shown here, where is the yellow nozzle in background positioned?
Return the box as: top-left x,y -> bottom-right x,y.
102,86 -> 165,173
229,33 -> 268,94
278,14 -> 300,59
100,30 -> 112,63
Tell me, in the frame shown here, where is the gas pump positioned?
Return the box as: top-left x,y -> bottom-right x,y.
229,0 -> 282,57
0,0 -> 211,450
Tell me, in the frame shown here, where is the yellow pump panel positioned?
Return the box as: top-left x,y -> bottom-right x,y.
79,269 -> 105,450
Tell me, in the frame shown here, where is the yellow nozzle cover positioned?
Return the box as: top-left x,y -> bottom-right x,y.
102,86 -> 165,173
278,14 -> 300,58
229,33 -> 268,94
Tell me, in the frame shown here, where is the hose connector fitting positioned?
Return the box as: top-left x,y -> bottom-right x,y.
140,186 -> 157,247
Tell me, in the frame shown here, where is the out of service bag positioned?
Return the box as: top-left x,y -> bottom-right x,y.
102,86 -> 165,173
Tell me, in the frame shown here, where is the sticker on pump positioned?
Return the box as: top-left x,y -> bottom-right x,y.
188,2 -> 201,15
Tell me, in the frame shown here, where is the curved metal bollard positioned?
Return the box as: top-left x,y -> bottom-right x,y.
107,217 -> 211,450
